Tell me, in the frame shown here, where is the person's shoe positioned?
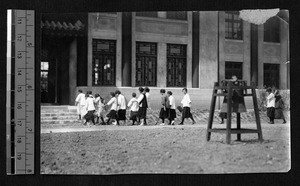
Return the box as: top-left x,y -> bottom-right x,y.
283,121 -> 287,124
112,121 -> 117,125
192,121 -> 196,125
171,121 -> 175,125
139,121 -> 145,126
220,121 -> 224,124
159,123 -> 165,126
178,123 -> 183,125
268,121 -> 274,124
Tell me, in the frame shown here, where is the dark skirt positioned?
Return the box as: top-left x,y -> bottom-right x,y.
130,111 -> 139,120
107,110 -> 117,119
182,107 -> 192,118
219,112 -> 227,119
220,95 -> 247,113
275,108 -> 285,119
84,110 -> 95,122
267,107 -> 275,118
117,109 -> 126,120
138,107 -> 147,119
169,109 -> 176,120
159,108 -> 169,119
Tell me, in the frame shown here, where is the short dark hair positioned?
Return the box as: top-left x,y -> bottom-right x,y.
182,88 -> 187,92
87,91 -> 92,95
145,87 -> 150,92
78,89 -> 82,93
110,92 -> 115,97
167,91 -> 172,95
115,90 -> 121,95
95,93 -> 100,98
160,89 -> 166,93
139,87 -> 144,93
266,88 -> 272,93
132,92 -> 136,97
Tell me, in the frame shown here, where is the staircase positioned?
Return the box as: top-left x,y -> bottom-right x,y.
41,106 -> 80,125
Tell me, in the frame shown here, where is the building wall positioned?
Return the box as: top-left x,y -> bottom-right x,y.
69,11 -> 289,108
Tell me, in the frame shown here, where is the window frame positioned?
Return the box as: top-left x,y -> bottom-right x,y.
92,39 -> 117,86
225,11 -> 243,40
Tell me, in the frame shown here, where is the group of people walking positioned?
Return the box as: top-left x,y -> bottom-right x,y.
265,88 -> 287,124
75,87 -> 196,127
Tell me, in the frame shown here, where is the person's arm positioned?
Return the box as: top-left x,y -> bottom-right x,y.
137,94 -> 143,104
127,99 -> 133,108
107,98 -> 113,106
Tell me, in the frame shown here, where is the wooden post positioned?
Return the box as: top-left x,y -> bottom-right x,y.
226,81 -> 233,144
251,82 -> 263,142
236,113 -> 241,141
206,82 -> 218,141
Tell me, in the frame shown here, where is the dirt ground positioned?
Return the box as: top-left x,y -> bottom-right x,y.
41,122 -> 290,174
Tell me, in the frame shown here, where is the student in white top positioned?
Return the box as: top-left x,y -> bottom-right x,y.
179,88 -> 195,125
94,93 -> 106,125
75,89 -> 86,120
266,87 -> 275,124
127,92 -> 139,125
145,87 -> 151,109
105,92 -> 118,125
84,91 -> 96,126
167,91 -> 176,125
115,90 -> 127,125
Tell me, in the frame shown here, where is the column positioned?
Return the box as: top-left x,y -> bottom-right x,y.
69,38 -> 77,105
186,11 -> 193,88
122,12 -> 132,86
192,11 -> 199,88
257,25 -> 264,88
157,43 -> 167,87
87,13 -> 93,87
250,24 -> 259,86
243,21 -> 251,84
280,18 -> 288,89
131,12 -> 136,87
218,11 -> 226,82
116,12 -> 122,87
199,11 -> 218,89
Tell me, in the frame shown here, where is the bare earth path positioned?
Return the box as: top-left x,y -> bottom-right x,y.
41,121 -> 290,174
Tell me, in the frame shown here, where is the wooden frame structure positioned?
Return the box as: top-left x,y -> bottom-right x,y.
206,81 -> 263,144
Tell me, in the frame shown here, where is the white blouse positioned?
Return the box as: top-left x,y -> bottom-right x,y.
127,98 -> 139,112
107,97 -> 118,111
169,95 -> 176,109
181,93 -> 191,107
267,93 -> 275,108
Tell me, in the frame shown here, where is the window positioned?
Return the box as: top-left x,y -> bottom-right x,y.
136,42 -> 157,86
225,62 -> 243,80
167,44 -> 187,87
225,11 -> 243,40
264,63 -> 279,88
136,12 -> 158,18
264,17 -> 280,43
92,39 -> 116,86
166,11 -> 187,20
41,61 -> 49,91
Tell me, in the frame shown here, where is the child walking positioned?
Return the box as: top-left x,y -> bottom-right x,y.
179,88 -> 195,125
115,90 -> 127,125
266,87 -> 275,124
105,92 -> 118,125
127,92 -> 139,125
159,89 -> 170,126
167,91 -> 176,125
94,93 -> 106,125
137,87 -> 148,126
84,91 -> 96,126
274,90 -> 287,124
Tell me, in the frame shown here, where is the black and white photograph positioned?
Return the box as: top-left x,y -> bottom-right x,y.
36,10 -> 290,174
